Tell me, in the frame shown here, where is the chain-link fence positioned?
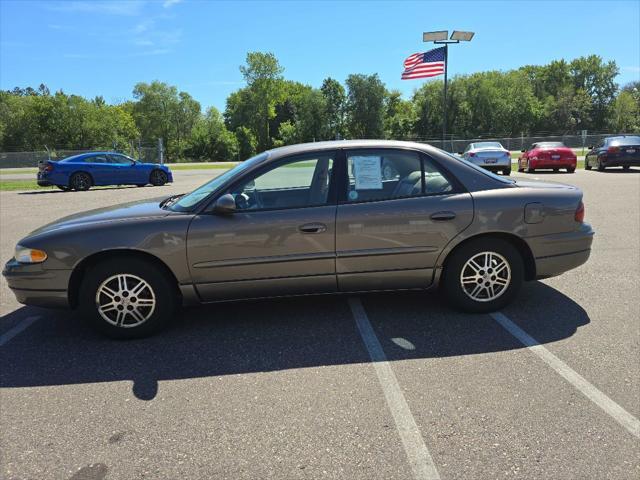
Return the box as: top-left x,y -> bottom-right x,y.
413,132 -> 635,153
1,132 -> 637,168
0,145 -> 160,168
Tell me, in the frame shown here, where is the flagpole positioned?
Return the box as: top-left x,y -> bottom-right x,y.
443,43 -> 448,147
423,30 -> 474,151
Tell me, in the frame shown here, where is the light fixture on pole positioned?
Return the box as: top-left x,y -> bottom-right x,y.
423,30 -> 475,148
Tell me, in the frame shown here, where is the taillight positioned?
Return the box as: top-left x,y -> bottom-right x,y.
504,151 -> 511,158
607,146 -> 619,154
575,201 -> 585,223
44,163 -> 54,172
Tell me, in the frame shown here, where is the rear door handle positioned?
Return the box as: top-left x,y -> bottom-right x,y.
298,223 -> 327,234
430,211 -> 456,221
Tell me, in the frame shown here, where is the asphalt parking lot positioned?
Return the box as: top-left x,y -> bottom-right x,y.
1,168 -> 639,479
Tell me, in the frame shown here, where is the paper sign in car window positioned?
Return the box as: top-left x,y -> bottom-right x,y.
352,156 -> 383,190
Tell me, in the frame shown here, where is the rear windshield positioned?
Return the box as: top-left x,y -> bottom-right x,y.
534,142 -> 565,149
474,142 -> 503,149
607,136 -> 640,146
442,150 -> 514,184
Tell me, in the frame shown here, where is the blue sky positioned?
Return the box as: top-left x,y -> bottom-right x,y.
1,0 -> 639,110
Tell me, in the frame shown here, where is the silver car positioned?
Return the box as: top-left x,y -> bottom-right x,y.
462,141 -> 512,175
3,140 -> 594,338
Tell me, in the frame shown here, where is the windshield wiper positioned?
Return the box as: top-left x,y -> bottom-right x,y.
159,193 -> 185,208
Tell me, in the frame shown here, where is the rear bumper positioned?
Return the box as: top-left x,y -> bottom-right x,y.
480,164 -> 511,172
526,223 -> 594,278
601,157 -> 640,167
37,179 -> 52,186
2,259 -> 71,308
530,160 -> 577,169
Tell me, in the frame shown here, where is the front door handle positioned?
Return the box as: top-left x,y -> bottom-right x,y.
430,211 -> 456,221
298,223 -> 327,234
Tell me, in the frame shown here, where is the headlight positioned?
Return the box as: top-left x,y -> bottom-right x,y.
15,245 -> 48,263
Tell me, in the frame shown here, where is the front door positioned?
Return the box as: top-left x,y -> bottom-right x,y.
187,151 -> 338,301
335,148 -> 474,291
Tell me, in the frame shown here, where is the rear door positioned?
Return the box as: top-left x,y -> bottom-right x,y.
83,154 -> 116,184
335,148 -> 473,291
187,151 -> 338,301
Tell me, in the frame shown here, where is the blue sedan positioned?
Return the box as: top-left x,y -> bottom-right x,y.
37,152 -> 173,191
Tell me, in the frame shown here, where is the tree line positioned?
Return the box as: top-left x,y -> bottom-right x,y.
1,52 -> 638,161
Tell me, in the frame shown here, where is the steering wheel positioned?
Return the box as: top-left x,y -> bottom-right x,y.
235,188 -> 263,210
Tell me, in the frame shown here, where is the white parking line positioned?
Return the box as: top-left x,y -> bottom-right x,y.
491,312 -> 640,439
348,298 -> 440,480
0,316 -> 40,346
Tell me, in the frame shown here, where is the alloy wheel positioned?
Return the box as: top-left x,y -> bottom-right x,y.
95,274 -> 156,328
460,251 -> 511,302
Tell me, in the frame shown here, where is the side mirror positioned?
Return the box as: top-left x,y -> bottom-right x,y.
457,151 -> 463,155
213,194 -> 236,214
520,149 -> 526,153
588,146 -> 593,150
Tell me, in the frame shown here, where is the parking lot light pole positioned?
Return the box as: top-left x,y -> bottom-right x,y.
423,30 -> 475,148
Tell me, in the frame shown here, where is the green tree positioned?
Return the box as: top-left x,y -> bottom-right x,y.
235,126 -> 257,160
321,77 -> 346,139
345,73 -> 387,138
239,52 -> 285,151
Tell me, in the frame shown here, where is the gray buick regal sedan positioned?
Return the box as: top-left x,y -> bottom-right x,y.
3,140 -> 594,338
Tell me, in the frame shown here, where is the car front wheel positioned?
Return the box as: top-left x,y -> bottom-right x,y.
79,258 -> 177,338
150,169 -> 168,186
442,238 -> 524,313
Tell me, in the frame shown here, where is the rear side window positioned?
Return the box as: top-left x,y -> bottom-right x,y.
85,155 -> 108,164
608,136 -> 640,146
344,149 -> 453,203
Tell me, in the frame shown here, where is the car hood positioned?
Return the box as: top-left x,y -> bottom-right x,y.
27,198 -> 173,236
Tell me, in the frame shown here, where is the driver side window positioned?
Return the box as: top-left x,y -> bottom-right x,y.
228,153 -> 334,211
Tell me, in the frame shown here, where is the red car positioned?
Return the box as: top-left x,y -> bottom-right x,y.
517,142 -> 577,173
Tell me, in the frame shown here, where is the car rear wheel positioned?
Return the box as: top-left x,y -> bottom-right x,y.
70,172 -> 92,191
442,238 -> 524,313
567,167 -> 575,173
585,158 -> 592,170
553,168 -> 559,172
597,158 -> 605,171
150,169 -> 168,186
79,258 -> 177,339
623,166 -> 630,171
503,168 -> 511,176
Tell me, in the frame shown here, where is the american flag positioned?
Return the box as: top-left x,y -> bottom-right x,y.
401,47 -> 446,80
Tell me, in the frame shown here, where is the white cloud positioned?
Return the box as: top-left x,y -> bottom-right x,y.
623,66 -> 640,73
163,0 -> 183,8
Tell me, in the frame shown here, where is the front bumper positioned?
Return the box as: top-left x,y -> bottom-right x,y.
2,258 -> 71,308
526,223 -> 594,278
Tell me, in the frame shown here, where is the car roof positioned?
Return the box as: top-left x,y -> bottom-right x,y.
61,151 -> 123,161
265,139 -> 436,161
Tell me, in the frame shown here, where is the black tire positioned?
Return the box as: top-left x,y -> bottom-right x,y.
597,158 -> 605,171
585,158 -> 592,170
623,165 -> 630,171
70,172 -> 92,191
553,168 -> 559,172
517,162 -> 524,173
567,167 -> 575,173
79,257 -> 177,339
150,169 -> 168,186
503,168 -> 511,176
442,238 -> 524,313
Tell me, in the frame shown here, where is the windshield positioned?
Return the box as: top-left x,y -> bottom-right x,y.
168,152 -> 269,212
474,142 -> 503,149
608,136 -> 640,146
442,150 -> 515,184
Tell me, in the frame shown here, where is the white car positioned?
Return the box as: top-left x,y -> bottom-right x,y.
461,142 -> 512,175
